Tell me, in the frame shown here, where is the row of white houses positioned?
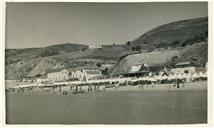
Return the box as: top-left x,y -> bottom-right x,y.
47,68 -> 102,82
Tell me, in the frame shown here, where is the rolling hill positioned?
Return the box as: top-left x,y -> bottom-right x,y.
5,43 -> 134,79
111,17 -> 208,75
5,17 -> 208,80
131,17 -> 208,50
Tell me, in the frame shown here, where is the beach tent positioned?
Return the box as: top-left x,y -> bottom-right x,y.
177,74 -> 183,79
167,74 -> 174,80
199,72 -> 206,78
192,73 -> 199,78
162,75 -> 168,80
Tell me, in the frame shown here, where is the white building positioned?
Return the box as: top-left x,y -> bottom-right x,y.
71,69 -> 102,82
100,64 -> 114,70
47,69 -> 73,82
171,62 -> 206,74
129,63 -> 148,73
36,76 -> 48,83
22,78 -> 36,83
89,45 -> 102,49
47,68 -> 102,82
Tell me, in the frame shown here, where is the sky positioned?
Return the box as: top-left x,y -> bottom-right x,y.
5,2 -> 208,48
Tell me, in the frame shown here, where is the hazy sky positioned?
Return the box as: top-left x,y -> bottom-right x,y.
6,2 -> 208,48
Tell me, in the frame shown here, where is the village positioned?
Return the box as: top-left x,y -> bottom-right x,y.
6,58 -> 208,94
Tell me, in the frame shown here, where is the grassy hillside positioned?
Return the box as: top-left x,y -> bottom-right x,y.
111,17 -> 208,76
131,17 -> 208,50
5,43 -> 133,80
5,43 -> 88,65
111,42 -> 208,76
5,17 -> 208,79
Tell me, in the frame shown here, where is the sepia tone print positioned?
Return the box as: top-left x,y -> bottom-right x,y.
5,2 -> 208,124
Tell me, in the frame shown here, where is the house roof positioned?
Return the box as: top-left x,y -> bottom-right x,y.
36,75 -> 47,79
46,68 -> 63,73
85,70 -> 102,75
175,62 -> 192,66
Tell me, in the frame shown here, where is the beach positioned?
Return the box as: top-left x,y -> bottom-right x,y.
5,80 -> 207,124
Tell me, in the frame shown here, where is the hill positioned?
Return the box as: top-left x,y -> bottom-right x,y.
5,43 -> 134,80
112,17 -> 208,75
5,17 -> 208,79
5,43 -> 88,65
131,17 -> 208,50
111,42 -> 208,76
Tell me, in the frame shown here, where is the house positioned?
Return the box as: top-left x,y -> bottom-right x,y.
71,69 -> 102,82
22,77 -> 36,83
71,67 -> 102,81
129,63 -> 142,73
47,68 -> 73,82
47,67 -> 102,82
89,45 -> 102,49
129,63 -> 149,73
100,64 -> 114,70
36,76 -> 48,83
171,62 -> 206,74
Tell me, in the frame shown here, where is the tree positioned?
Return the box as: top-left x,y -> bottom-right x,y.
81,48 -> 87,51
126,41 -> 131,46
96,63 -> 102,68
131,46 -> 141,51
171,56 -> 178,61
35,74 -> 41,77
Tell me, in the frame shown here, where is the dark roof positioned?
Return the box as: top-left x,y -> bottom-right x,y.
36,75 -> 47,79
120,70 -> 149,75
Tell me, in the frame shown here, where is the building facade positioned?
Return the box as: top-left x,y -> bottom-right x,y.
71,69 -> 102,82
47,68 -> 102,82
89,45 -> 102,49
47,69 -> 72,82
170,62 -> 206,74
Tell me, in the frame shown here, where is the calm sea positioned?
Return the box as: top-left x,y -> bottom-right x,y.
6,90 -> 207,124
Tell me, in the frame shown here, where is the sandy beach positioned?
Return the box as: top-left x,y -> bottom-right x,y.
105,81 -> 207,92
6,80 -> 207,96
